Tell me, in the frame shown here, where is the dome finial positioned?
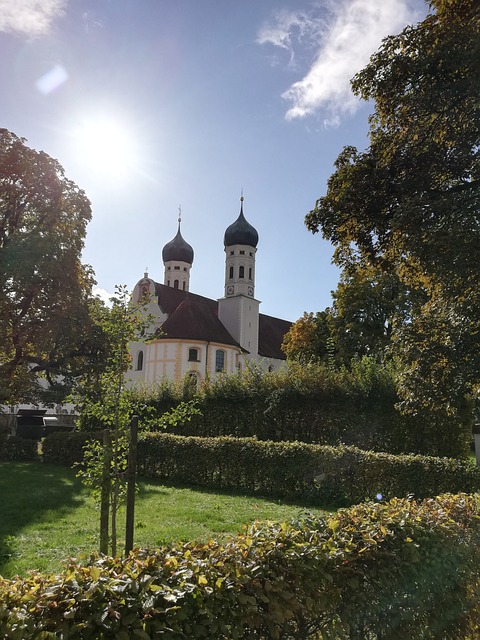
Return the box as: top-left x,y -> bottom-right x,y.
178,204 -> 182,227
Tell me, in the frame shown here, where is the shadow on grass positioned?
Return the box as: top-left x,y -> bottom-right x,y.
0,462 -> 85,574
137,475 -> 335,512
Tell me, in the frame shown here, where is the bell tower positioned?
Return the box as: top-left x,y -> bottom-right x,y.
162,207 -> 194,292
218,196 -> 260,357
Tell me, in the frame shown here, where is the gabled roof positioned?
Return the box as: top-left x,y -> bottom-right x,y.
152,282 -> 291,360
258,314 -> 292,360
159,296 -> 243,348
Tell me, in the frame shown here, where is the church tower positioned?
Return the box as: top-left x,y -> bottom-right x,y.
162,209 -> 194,292
218,196 -> 260,358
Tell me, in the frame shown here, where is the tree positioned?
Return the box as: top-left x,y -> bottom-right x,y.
282,310 -> 334,365
0,129 -> 94,404
305,0 -> 480,417
283,267 -> 423,368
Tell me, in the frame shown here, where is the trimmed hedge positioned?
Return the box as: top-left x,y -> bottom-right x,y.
137,433 -> 480,506
130,361 -> 471,458
43,430 -> 103,466
0,434 -> 38,461
1,493 -> 479,638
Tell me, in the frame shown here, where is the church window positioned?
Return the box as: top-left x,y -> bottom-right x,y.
249,252 -> 253,257
189,348 -> 200,362
249,267 -> 252,279
239,266 -> 244,278
215,350 -> 225,372
167,280 -> 170,286
229,266 -> 234,279
167,266 -> 171,270
174,279 -> 179,289
174,265 -> 180,270
230,250 -> 234,255
183,281 -> 186,291
183,267 -> 187,271
240,250 -> 245,255
136,351 -> 144,371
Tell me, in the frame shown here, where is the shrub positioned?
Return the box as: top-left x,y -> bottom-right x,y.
129,360 -> 470,458
43,430 -> 103,466
0,434 -> 38,461
0,493 -> 479,638
138,433 -> 480,506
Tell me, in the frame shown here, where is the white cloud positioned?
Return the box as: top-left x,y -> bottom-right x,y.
93,287 -> 114,307
259,0 -> 422,122
0,0 -> 67,36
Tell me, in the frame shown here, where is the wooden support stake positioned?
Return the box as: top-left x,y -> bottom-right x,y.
100,429 -> 112,555
125,415 -> 139,555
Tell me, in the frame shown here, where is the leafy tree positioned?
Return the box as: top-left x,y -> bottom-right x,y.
283,267 -> 424,368
0,129 -> 94,404
305,0 -> 480,417
282,310 -> 334,364
73,286 -> 151,555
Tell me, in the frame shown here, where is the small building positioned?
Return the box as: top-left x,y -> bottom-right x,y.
128,197 -> 292,386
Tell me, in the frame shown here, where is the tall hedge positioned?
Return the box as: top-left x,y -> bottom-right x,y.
137,433 -> 480,506
129,360 -> 471,458
1,493 -> 479,638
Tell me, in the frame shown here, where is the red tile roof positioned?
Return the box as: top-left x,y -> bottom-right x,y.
152,282 -> 291,360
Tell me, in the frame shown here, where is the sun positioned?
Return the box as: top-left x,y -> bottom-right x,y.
72,114 -> 138,181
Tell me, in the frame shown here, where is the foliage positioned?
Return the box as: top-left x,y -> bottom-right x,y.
1,493 -> 479,638
0,129 -> 95,405
43,430 -> 103,466
137,432 -> 480,507
305,0 -> 480,418
283,267 -> 424,368
72,285 -> 154,556
0,435 -> 37,461
127,360 -> 470,458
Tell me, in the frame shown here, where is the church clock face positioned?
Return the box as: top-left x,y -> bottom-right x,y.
248,286 -> 253,296
227,285 -> 234,295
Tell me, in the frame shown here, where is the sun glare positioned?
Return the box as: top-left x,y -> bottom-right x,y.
72,114 -> 138,181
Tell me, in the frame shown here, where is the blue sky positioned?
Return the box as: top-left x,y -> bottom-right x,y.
1,0 -> 426,322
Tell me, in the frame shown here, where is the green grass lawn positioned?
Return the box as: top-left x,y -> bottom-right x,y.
0,462 -> 325,579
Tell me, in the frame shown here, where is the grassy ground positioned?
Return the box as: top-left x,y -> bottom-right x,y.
0,462 -> 324,579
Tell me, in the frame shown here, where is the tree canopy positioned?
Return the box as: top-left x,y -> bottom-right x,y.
0,129 -> 95,404
304,0 -> 480,417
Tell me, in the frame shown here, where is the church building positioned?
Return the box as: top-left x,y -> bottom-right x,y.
128,197 -> 292,386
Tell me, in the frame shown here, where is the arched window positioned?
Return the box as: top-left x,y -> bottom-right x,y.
239,266 -> 244,278
215,350 -> 225,372
229,266 -> 234,279
183,281 -> 186,291
136,351 -> 144,371
188,348 -> 200,362
249,267 -> 252,280
174,279 -> 179,289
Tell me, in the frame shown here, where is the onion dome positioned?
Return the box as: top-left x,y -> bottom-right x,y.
162,221 -> 194,264
224,197 -> 259,248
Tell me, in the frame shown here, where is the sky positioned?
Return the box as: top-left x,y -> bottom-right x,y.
0,0 -> 427,322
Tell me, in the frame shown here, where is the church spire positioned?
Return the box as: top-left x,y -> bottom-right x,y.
162,206 -> 194,291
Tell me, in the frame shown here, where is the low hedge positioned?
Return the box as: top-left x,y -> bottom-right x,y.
43,430 -> 104,466
1,493 -> 479,638
138,433 -> 480,506
0,434 -> 38,461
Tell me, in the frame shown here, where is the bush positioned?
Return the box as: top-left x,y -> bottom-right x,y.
137,433 -> 480,506
0,493 -> 479,638
130,360 -> 471,458
0,434 -> 38,461
43,430 -> 103,466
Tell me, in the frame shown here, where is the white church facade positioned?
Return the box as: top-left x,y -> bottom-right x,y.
127,198 -> 292,386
